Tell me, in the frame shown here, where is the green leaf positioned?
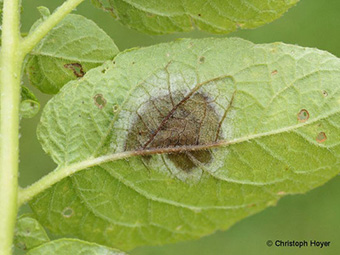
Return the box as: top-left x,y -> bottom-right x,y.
20,86 -> 40,118
14,215 -> 49,250
26,14 -> 120,94
31,38 -> 340,250
37,6 -> 51,20
26,238 -> 127,255
91,0 -> 299,34
14,216 -> 126,254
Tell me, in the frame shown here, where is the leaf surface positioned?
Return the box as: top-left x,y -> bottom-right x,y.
31,38 -> 340,250
26,14 -> 119,94
26,238 -> 126,255
14,215 -> 49,250
20,86 -> 40,118
92,0 -> 299,34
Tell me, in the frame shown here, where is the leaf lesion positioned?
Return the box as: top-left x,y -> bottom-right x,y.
125,73 -> 236,172
64,63 -> 85,77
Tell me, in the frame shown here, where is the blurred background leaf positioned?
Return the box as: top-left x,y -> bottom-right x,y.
90,0 -> 299,35
20,86 -> 40,118
18,0 -> 340,254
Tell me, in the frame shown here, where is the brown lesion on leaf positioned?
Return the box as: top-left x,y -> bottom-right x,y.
146,12 -> 156,18
61,207 -> 74,218
93,94 -> 107,109
316,132 -> 327,143
271,70 -> 278,75
322,90 -> 328,97
199,56 -> 205,64
112,104 -> 119,113
15,242 -> 27,250
125,91 -> 225,172
93,0 -> 119,19
297,109 -> 309,123
64,63 -> 85,77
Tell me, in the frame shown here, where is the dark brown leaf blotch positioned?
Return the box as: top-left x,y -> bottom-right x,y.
64,63 -> 85,77
125,91 -> 222,172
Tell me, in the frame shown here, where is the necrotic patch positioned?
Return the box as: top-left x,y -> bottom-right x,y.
64,63 -> 85,77
125,91 -> 222,172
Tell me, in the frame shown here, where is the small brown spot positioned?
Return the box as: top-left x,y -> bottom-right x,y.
64,63 -> 85,77
113,104 -> 119,113
146,12 -> 155,18
16,242 -> 27,250
297,109 -> 309,123
93,94 -> 107,109
316,132 -> 327,143
198,13 -> 202,17
322,90 -> 328,97
62,207 -> 74,218
199,56 -> 205,64
277,191 -> 286,196
271,70 -> 278,75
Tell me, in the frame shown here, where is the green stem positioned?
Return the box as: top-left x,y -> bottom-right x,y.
20,0 -> 85,55
0,0 -> 22,254
0,0 -> 85,254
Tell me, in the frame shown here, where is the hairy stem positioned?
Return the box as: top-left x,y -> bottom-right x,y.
20,0 -> 85,55
0,0 -> 22,254
0,0 -> 85,254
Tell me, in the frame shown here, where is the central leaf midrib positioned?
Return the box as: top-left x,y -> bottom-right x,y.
63,105 -> 339,192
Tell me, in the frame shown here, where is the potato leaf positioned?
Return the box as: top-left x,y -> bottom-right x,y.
91,0 -> 299,34
20,86 -> 40,118
31,38 -> 340,250
26,239 -> 126,255
26,14 -> 119,94
14,215 -> 49,250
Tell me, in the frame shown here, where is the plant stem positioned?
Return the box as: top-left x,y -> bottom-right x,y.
0,0 -> 22,253
20,0 -> 85,55
0,0 -> 85,254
